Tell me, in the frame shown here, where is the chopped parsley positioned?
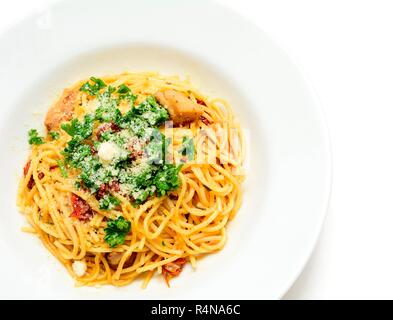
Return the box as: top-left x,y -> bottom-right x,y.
63,144 -> 93,169
99,194 -> 120,211
58,78 -> 182,206
154,164 -> 182,197
49,131 -> 60,140
179,136 -> 195,161
80,77 -> 107,96
99,130 -> 113,142
104,216 -> 131,247
129,95 -> 169,127
117,84 -> 137,105
25,79 -> 181,210
144,129 -> 167,164
61,114 -> 94,139
28,129 -> 44,145
95,97 -> 121,123
117,84 -> 130,94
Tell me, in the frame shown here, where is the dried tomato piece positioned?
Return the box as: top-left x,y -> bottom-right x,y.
200,115 -> 210,125
27,172 -> 44,189
97,181 -> 121,199
196,98 -> 206,106
24,160 -> 35,189
70,194 -> 94,221
96,184 -> 110,199
27,178 -> 35,190
90,145 -> 97,155
162,258 -> 187,287
129,148 -> 143,160
128,137 -> 144,160
23,160 -> 31,177
169,194 -> 179,200
109,180 -> 120,193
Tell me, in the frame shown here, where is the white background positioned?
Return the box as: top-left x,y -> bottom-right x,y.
1,0 -> 392,299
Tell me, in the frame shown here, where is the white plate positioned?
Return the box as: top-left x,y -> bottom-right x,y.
0,0 -> 331,299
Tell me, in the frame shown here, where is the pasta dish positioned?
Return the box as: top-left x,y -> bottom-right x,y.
17,72 -> 244,287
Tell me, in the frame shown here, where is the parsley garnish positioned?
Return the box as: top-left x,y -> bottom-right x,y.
99,194 -> 121,211
99,130 -> 112,142
104,216 -> 131,247
58,81 -> 182,207
49,131 -> 60,140
28,129 -> 44,145
117,84 -> 130,94
61,114 -> 94,139
144,129 -> 167,164
104,85 -> 116,97
95,100 -> 121,123
179,136 -> 195,161
154,164 -> 182,197
80,77 -> 107,96
129,96 -> 169,127
117,84 -> 137,105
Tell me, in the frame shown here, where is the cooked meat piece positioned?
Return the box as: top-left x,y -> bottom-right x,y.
107,252 -> 135,269
45,88 -> 79,131
155,90 -> 203,126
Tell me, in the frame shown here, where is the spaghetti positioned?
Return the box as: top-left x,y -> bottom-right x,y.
17,72 -> 244,287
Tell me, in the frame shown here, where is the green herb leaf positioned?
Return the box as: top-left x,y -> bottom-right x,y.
61,114 -> 94,139
179,136 -> 195,161
80,77 -> 107,96
95,101 -> 122,123
117,84 -> 131,94
61,119 -> 78,137
154,164 -> 182,197
99,130 -> 112,142
49,131 -> 60,140
144,130 -> 166,164
104,85 -> 116,97
28,129 -> 44,145
126,117 -> 149,137
116,84 -> 137,105
63,144 -> 92,168
104,216 -> 131,247
131,96 -> 169,127
99,194 -> 121,211
58,86 -> 182,205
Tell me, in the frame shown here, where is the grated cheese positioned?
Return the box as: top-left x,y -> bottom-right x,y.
85,98 -> 99,114
72,260 -> 87,277
98,142 -> 120,163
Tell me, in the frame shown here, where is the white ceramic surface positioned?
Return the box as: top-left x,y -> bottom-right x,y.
0,0 -> 331,299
